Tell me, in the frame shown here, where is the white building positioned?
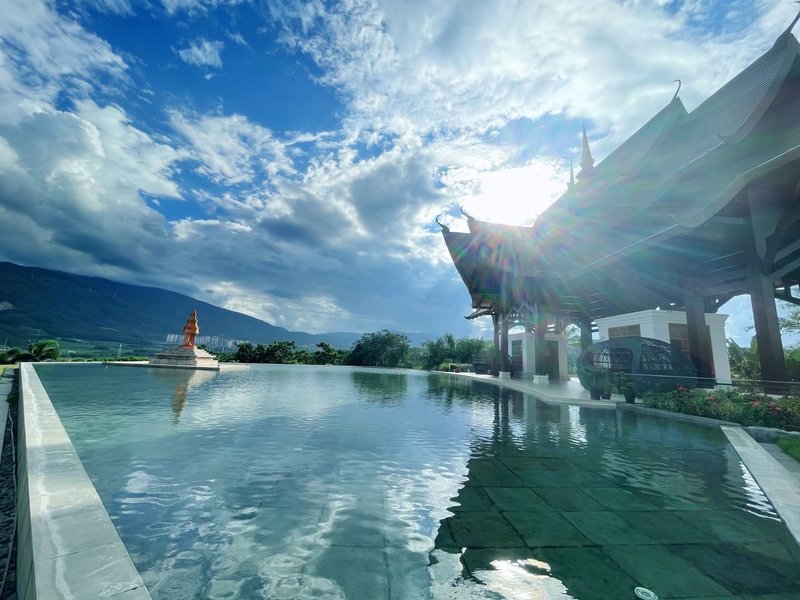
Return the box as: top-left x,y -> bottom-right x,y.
506,309 -> 731,384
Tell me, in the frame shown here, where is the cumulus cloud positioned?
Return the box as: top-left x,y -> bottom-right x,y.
2,0 -> 798,338
169,111 -> 296,185
177,39 -> 225,69
0,0 -> 127,124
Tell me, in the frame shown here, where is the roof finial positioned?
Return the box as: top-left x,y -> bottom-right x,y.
435,215 -> 450,232
579,119 -> 595,178
671,79 -> 682,103
777,3 -> 800,43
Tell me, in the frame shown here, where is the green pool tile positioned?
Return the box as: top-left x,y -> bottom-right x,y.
617,510 -> 716,544
447,511 -> 525,548
562,511 -> 658,545
448,486 -> 497,512
433,520 -> 458,551
507,469 -> 574,487
312,545 -> 390,599
668,543 -> 800,596
465,458 -> 526,487
582,487 -> 660,511
530,546 -> 639,599
672,511 -> 784,543
385,547 -> 433,600
532,487 -> 605,512
502,511 -> 593,547
497,456 -> 570,471
602,544 -> 733,598
741,540 -> 800,569
483,487 -> 555,512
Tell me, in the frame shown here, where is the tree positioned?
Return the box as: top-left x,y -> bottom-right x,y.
727,338 -> 761,380
1,339 -> 60,362
422,334 -> 491,370
313,342 -> 348,365
348,330 -> 410,367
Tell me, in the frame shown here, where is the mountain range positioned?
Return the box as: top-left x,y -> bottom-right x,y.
0,262 -> 434,356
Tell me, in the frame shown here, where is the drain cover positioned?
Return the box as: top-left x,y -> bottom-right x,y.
634,588 -> 658,600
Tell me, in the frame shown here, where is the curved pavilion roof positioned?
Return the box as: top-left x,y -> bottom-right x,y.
443,32 -> 800,321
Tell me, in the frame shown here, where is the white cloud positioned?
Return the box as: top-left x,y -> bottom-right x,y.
169,111 -> 296,186
177,39 -> 225,69
161,0 -> 248,16
0,0 -> 127,125
267,0 -> 797,157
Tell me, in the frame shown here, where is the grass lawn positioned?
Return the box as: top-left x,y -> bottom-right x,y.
777,436 -> 800,465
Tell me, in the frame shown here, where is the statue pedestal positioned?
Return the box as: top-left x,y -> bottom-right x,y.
149,347 -> 219,370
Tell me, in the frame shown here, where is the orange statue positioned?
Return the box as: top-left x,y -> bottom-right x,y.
180,310 -> 200,349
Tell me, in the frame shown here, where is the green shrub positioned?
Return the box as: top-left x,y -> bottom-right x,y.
776,437 -> 800,464
643,386 -> 800,431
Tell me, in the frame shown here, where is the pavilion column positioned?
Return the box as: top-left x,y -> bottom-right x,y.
746,185 -> 789,389
748,259 -> 788,387
498,312 -> 511,376
534,307 -> 548,377
684,287 -> 716,388
579,316 -> 593,350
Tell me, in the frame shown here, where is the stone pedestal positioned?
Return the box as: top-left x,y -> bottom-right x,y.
498,371 -> 511,379
149,347 -> 219,370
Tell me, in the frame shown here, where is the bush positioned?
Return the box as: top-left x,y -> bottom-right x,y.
643,386 -> 800,431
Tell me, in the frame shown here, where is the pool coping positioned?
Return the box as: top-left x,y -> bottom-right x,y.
16,363 -> 151,599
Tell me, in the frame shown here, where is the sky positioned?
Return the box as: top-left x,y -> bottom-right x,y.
0,0 -> 798,343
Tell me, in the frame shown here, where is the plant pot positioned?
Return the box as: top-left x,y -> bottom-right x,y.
601,389 -> 612,400
624,390 -> 636,404
590,387 -> 602,400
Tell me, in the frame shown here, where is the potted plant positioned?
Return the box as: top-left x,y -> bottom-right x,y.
619,372 -> 636,404
586,366 -> 608,400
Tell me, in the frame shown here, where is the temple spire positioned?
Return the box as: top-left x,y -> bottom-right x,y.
579,120 -> 595,179
568,157 -> 575,189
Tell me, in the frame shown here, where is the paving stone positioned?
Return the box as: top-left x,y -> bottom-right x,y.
529,546 -> 639,599
617,510 -> 716,544
446,511 -> 525,548
532,487 -> 605,512
602,544 -> 733,598
483,487 -> 554,512
562,511 -> 658,545
311,545 -> 389,600
582,486 -> 660,511
668,543 -> 800,596
502,511 -> 592,547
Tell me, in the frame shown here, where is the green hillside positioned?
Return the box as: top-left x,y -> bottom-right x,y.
0,262 -> 364,356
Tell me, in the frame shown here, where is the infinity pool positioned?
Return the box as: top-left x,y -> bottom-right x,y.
35,364 -> 800,599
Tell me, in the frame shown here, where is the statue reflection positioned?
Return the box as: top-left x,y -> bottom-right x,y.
147,368 -> 217,423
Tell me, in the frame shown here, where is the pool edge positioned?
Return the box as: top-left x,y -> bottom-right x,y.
722,425 -> 800,548
17,363 -> 151,600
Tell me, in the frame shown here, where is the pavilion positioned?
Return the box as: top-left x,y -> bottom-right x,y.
442,19 -> 800,387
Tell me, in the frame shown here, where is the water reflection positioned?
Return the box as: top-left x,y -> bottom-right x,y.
36,366 -> 800,599
147,368 -> 218,423
350,370 -> 407,405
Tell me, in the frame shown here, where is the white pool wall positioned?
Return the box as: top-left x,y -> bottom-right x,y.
16,363 -> 151,599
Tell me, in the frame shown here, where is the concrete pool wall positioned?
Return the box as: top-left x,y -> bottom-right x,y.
16,363 -> 151,599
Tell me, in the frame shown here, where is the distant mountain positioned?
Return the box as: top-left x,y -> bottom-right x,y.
0,262 -> 434,356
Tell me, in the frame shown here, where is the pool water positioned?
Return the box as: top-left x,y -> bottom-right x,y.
35,364 -> 800,599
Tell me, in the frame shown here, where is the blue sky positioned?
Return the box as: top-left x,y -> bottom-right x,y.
0,0 -> 798,342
